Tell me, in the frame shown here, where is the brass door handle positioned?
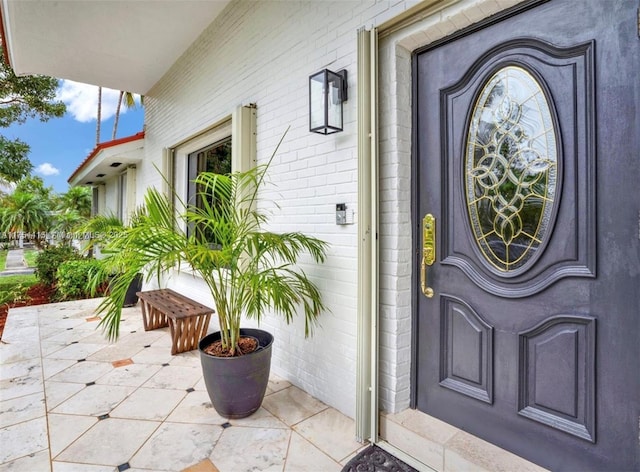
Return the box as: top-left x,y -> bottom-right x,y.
421,214 -> 436,298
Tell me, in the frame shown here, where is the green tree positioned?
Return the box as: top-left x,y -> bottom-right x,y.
0,41 -> 66,182
15,175 -> 53,201
112,91 -> 140,140
58,186 -> 92,218
96,86 -> 102,144
0,191 -> 50,238
0,136 -> 31,181
52,209 -> 84,246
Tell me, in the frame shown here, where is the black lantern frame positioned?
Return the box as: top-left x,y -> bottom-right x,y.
309,68 -> 348,135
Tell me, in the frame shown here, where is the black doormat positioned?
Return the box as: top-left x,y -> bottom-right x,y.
341,445 -> 418,472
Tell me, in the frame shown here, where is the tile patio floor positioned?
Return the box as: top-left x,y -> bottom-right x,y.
0,298 -> 365,472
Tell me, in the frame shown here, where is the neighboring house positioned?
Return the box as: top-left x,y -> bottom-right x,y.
2,1 -> 638,471
67,133 -> 144,224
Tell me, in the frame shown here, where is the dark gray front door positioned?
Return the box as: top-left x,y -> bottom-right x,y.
413,1 -> 639,470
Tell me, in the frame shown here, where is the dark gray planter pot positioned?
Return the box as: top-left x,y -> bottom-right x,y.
198,328 -> 273,419
123,273 -> 143,307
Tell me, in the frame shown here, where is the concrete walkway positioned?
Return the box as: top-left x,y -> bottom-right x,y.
1,249 -> 35,276
0,298 -> 365,471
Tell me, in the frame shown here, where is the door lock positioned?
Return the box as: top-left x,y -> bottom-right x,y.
421,214 -> 436,298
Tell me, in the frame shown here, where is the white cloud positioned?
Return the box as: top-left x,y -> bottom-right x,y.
56,80 -> 139,123
35,163 -> 60,176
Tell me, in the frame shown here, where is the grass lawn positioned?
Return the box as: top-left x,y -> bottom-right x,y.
0,274 -> 38,305
0,250 -> 6,271
23,249 -> 39,267
0,274 -> 38,291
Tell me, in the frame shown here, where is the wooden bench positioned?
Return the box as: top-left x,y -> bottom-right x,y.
136,288 -> 214,355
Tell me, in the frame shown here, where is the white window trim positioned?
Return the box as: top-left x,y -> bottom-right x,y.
171,104 -> 257,277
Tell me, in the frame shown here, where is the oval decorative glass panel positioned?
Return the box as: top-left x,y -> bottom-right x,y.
465,66 -> 558,273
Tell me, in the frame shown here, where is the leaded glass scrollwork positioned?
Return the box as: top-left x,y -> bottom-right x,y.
465,66 -> 558,272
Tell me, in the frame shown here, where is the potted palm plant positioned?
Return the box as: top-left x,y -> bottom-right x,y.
79,214 -> 143,307
91,133 -> 328,418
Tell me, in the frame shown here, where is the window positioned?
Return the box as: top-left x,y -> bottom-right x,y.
187,136 -> 232,240
117,172 -> 127,221
170,106 -> 256,242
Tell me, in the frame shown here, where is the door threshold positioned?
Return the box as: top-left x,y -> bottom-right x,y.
380,409 -> 548,472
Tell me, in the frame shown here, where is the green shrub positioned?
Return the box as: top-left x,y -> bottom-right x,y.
0,284 -> 28,306
35,246 -> 81,286
56,258 -> 107,300
0,275 -> 36,305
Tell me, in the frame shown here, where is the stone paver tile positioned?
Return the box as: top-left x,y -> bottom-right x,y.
0,326 -> 38,343
51,384 -> 135,417
47,413 -> 98,457
150,332 -> 173,348
267,375 -> 292,395
127,469 -> 172,472
110,387 -> 186,421
0,358 -> 41,381
182,458 -> 220,472
42,358 -> 77,380
210,427 -> 290,472
0,416 -> 48,464
86,344 -> 145,362
293,408 -> 361,462
130,422 -> 221,471
193,377 -> 207,391
0,373 -> 43,401
117,330 -> 166,346
45,343 -> 106,361
39,318 -> 85,329
46,329 -> 91,344
52,463 -> 114,472
95,363 -> 161,387
56,417 -> 160,466
47,361 -> 113,384
0,449 -> 50,472
142,365 -> 202,390
39,326 -> 65,338
262,386 -> 327,426
40,341 -> 68,357
379,415 -> 446,471
165,390 -> 225,425
0,392 -> 45,428
131,346 -> 173,365
44,381 -> 85,411
74,331 -> 114,345
169,351 -> 200,367
230,407 -> 289,429
111,358 -> 133,368
3,310 -> 37,328
444,430 -> 547,472
284,432 -> 342,472
0,340 -> 39,363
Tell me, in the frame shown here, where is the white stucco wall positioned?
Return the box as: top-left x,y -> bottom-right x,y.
138,0 -> 522,418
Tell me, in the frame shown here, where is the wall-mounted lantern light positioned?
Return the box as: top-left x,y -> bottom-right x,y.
309,69 -> 348,134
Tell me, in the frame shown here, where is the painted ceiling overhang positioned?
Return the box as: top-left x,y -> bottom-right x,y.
68,132 -> 144,187
0,0 -> 231,94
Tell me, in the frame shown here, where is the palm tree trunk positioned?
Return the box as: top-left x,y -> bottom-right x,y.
96,86 -> 102,145
112,90 -> 124,140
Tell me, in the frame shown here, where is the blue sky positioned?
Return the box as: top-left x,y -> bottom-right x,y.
4,80 -> 144,193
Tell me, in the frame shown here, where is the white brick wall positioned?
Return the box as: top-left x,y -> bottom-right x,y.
139,0 -> 520,418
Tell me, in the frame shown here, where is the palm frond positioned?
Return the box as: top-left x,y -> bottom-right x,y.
95,128 -> 329,349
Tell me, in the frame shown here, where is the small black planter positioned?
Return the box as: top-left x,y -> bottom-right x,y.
199,328 -> 274,419
123,273 -> 143,307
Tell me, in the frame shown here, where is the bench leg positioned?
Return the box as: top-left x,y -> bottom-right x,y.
168,313 -> 212,355
140,300 -> 169,331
